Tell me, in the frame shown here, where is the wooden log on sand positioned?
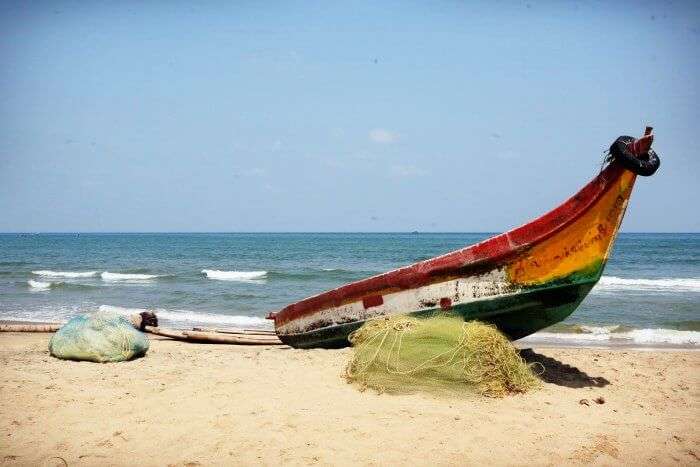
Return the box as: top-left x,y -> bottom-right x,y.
191,327 -> 276,336
144,326 -> 285,345
0,323 -> 62,332
183,330 -> 284,345
143,326 -> 188,340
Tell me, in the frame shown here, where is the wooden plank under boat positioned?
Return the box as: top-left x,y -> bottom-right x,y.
270,129 -> 661,348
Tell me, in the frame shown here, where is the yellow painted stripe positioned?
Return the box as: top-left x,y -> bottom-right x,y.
507,170 -> 636,286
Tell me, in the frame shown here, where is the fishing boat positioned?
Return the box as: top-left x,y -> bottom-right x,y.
270,128 -> 661,348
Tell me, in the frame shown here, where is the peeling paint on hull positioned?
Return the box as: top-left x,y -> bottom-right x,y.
278,282 -> 597,348
273,161 -> 637,348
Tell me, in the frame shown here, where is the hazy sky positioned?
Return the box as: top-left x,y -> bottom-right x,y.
1,1 -> 698,232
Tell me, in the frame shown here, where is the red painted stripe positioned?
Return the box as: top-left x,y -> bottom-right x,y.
362,295 -> 383,309
439,298 -> 452,311
274,162 -> 630,327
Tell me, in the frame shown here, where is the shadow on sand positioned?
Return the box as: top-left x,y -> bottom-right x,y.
519,348 -> 610,388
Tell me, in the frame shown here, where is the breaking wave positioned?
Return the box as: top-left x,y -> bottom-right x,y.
26,280 -> 100,291
101,272 -> 161,281
28,279 -> 54,290
32,270 -> 99,278
30,270 -> 167,282
522,326 -> 699,347
595,276 -> 700,292
0,305 -> 83,324
98,305 -> 270,328
201,269 -> 267,282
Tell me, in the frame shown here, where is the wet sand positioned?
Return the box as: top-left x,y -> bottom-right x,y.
0,333 -> 698,466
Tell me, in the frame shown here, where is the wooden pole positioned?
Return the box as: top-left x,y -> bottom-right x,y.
183,330 -> 284,345
191,327 -> 276,336
143,326 -> 188,340
0,324 -> 62,332
144,326 -> 285,345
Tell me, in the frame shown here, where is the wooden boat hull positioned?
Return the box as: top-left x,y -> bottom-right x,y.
272,161 -> 638,348
277,282 -> 596,348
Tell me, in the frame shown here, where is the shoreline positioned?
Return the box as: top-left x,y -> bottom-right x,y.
1,319 -> 697,351
1,332 -> 698,466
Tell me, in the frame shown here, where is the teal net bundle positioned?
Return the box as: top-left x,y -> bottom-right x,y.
49,311 -> 150,363
345,315 -> 541,397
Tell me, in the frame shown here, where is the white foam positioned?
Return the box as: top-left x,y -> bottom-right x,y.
578,325 -> 624,334
101,272 -> 160,281
626,329 -> 700,345
0,304 -> 81,323
595,276 -> 700,292
522,328 -> 699,347
28,280 -> 53,290
32,270 -> 98,278
98,305 -> 147,315
98,305 -> 270,328
201,269 -> 267,282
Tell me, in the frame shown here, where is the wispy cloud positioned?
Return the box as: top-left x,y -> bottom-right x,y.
390,164 -> 426,178
263,182 -> 280,193
233,167 -> 266,178
369,128 -> 398,144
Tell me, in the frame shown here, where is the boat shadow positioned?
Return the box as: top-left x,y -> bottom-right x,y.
519,348 -> 610,388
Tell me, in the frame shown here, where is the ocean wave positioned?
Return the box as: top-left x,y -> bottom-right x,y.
26,280 -> 100,291
0,305 -> 81,324
32,270 -> 99,278
267,268 -> 375,281
101,272 -> 160,281
201,269 -> 267,282
1,261 -> 30,266
98,305 -> 270,328
663,320 -> 700,332
28,279 -> 54,290
595,276 -> 700,292
521,327 -> 699,346
544,323 -> 636,334
317,267 -> 375,276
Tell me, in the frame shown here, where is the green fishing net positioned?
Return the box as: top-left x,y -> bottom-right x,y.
345,315 -> 541,397
49,311 -> 149,363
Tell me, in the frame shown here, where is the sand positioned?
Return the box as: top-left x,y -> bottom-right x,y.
0,333 -> 698,466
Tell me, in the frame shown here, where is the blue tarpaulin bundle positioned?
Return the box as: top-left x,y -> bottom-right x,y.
49,311 -> 150,363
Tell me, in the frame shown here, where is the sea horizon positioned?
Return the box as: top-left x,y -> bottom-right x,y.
2,231 -> 699,235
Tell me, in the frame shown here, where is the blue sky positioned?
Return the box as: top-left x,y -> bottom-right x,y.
1,1 -> 698,232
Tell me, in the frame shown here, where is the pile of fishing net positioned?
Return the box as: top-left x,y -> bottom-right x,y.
345,315 -> 541,397
49,311 -> 152,363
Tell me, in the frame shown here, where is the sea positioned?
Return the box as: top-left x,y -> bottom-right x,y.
1,233 -> 698,347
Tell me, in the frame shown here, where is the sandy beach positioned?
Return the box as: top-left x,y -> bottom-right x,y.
0,333 -> 697,466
